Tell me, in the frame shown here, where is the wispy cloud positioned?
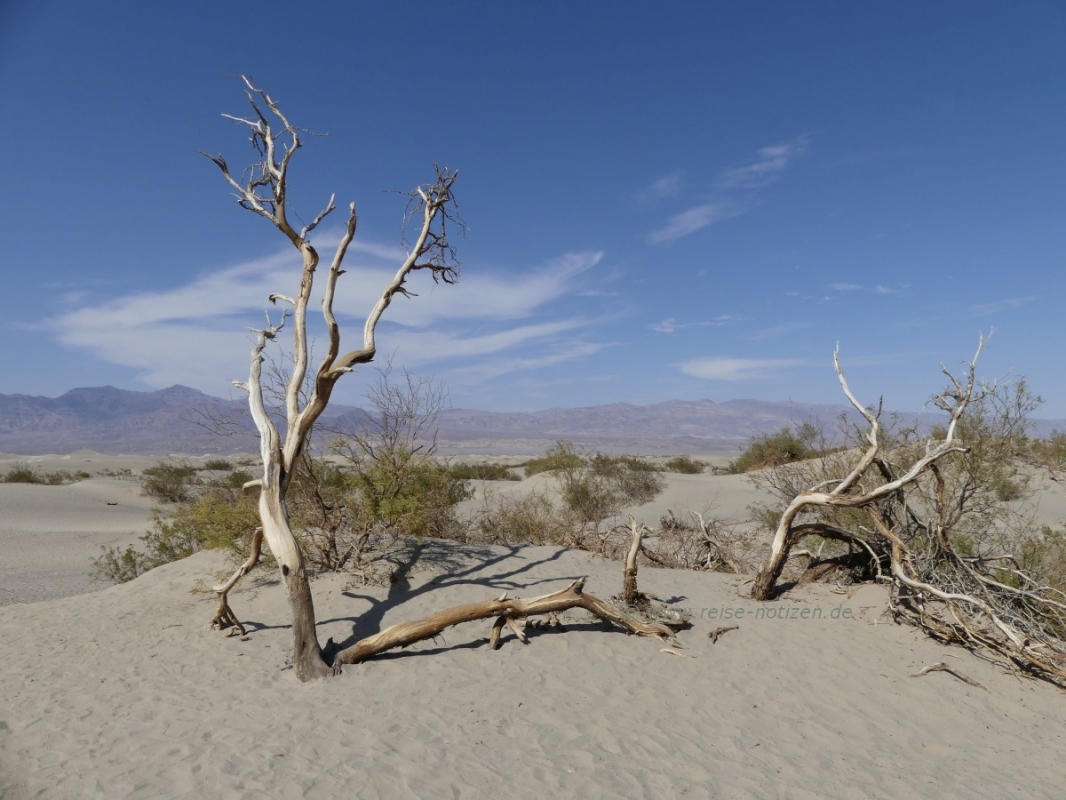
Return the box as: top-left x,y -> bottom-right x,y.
826,282 -> 904,296
634,170 -> 684,203
752,322 -> 812,342
646,136 -> 809,245
46,244 -> 608,394
970,296 -> 1037,315
446,342 -> 611,384
650,170 -> 683,198
649,315 -> 738,334
647,202 -> 736,244
677,357 -> 805,381
718,136 -> 810,189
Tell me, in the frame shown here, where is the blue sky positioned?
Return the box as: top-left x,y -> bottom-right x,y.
2,1 -> 1065,416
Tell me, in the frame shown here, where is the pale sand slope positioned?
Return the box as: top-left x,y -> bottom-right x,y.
0,479 -> 155,605
2,542 -> 1065,800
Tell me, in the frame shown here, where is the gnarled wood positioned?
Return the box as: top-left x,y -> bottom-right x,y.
751,340 -> 982,600
205,77 -> 463,680
622,518 -> 646,609
333,578 -> 682,667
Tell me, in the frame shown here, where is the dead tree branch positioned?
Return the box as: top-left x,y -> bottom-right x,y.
333,578 -> 682,667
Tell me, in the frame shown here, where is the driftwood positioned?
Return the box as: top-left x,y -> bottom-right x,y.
708,625 -> 739,644
331,578 -> 683,668
910,661 -> 987,691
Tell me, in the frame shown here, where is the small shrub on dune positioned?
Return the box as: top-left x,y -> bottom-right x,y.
92,487 -> 261,584
3,463 -> 85,485
727,426 -> 819,474
445,462 -> 521,481
141,461 -> 199,502
661,456 -> 706,474
3,463 -> 42,483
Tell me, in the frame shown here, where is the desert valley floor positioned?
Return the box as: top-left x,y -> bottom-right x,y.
2,450 -> 1065,799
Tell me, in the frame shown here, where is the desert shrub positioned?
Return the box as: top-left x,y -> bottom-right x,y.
662,456 -> 706,474
353,457 -> 471,539
92,486 -> 261,584
1027,431 -> 1066,469
2,463 -> 85,485
203,458 -> 233,471
141,461 -> 199,502
3,463 -> 42,483
644,510 -> 761,574
522,443 -> 584,477
588,454 -> 664,506
727,424 -> 821,474
445,462 -> 521,481
472,490 -> 573,547
517,443 -> 666,537
220,470 -> 255,489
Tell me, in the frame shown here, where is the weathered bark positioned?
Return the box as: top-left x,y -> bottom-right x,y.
751,342 -> 980,600
205,77 -> 462,679
211,525 -> 263,635
622,518 -> 646,608
202,78 -> 689,681
333,578 -> 681,667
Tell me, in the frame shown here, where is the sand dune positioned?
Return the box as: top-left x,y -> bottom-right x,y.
2,453 -> 1065,798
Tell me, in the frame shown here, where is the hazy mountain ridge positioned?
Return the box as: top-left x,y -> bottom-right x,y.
1,385 -> 1064,456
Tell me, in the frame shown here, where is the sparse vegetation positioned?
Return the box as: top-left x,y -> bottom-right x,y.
445,462 -> 521,481
202,458 -> 233,471
661,455 -> 706,474
141,461 -> 199,503
92,485 -> 261,584
727,423 -> 823,474
2,463 -> 90,485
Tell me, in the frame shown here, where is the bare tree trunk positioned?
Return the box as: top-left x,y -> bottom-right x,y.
261,495 -> 332,680
203,78 -> 696,681
622,518 -> 645,608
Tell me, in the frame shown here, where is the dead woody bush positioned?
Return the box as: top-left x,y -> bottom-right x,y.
750,338 -> 1066,688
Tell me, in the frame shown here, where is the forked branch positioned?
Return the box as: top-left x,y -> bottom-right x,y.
333,578 -> 682,668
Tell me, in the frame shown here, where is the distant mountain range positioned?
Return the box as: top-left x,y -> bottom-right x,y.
1,385 -> 1064,457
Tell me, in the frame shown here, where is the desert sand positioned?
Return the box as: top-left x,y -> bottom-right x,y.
2,452 -> 1065,798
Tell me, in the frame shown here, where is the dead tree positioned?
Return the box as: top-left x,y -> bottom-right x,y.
751,339 -> 1066,687
203,78 -> 681,680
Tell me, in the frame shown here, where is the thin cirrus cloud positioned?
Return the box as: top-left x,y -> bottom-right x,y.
47,242 -> 607,395
649,315 -> 738,333
647,202 -> 736,244
970,296 -> 1037,315
717,136 -> 810,189
647,136 -> 809,244
649,170 -> 684,198
677,356 -> 806,381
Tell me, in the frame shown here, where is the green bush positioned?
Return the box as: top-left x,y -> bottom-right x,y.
91,487 -> 261,584
3,463 -> 41,483
355,458 -> 471,539
727,426 -> 819,474
203,458 -> 233,471
1028,431 -> 1066,468
2,463 -> 86,485
445,462 -> 521,481
473,491 -> 571,546
662,455 -> 706,474
142,461 -> 199,502
522,443 -> 584,477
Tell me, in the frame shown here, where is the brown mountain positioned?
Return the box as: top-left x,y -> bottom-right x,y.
2,386 -> 1062,457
